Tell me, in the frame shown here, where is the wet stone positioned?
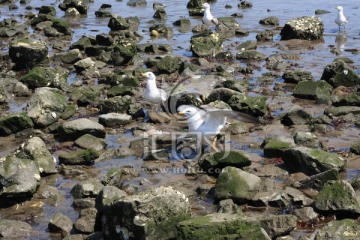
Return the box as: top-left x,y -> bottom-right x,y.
71,179 -> 104,199
280,108 -> 312,126
58,148 -> 99,165
0,219 -> 33,238
99,112 -> 132,127
314,219 -> 360,240
48,212 -> 73,237
74,207 -> 98,233
75,134 -> 107,151
280,16 -> 324,40
59,118 -> 106,140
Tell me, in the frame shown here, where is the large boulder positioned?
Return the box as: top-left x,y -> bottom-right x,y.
282,147 -> 346,175
9,39 -> 48,69
280,16 -> 324,40
27,87 -> 68,128
314,180 -> 360,214
0,112 -> 33,136
0,156 -> 40,200
102,186 -> 190,239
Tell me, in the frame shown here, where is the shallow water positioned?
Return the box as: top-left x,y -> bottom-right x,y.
0,0 -> 359,239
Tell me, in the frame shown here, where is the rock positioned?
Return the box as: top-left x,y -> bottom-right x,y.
190,33 -> 223,57
19,67 -> 65,89
314,219 -> 360,240
111,44 -> 137,66
324,106 -> 360,117
280,108 -> 312,126
48,212 -> 73,237
147,110 -> 170,124
283,147 -> 346,175
293,80 -> 333,102
99,112 -> 132,127
99,95 -> 134,114
102,186 -> 190,239
34,184 -> 64,205
0,156 -> 40,199
27,87 -> 68,128
38,5 -> 56,15
217,199 -> 242,214
214,166 -> 261,202
75,134 -> 107,151
98,72 -> 139,87
228,94 -> 267,117
260,215 -> 297,239
294,207 -> 318,222
71,179 -> 104,199
95,186 -> 127,212
74,208 -> 97,233
51,18 -> 72,35
262,137 -> 295,158
177,213 -> 270,240
70,36 -> 92,50
321,60 -> 360,88
0,112 -> 33,136
107,85 -> 137,97
156,55 -> 183,74
333,92 -> 360,107
58,148 -> 99,165
65,7 -> 81,17
73,198 -> 96,209
238,1 -> 252,8
127,0 -> 147,7
236,50 -> 266,61
256,30 -> 274,42
173,18 -> 191,28
153,8 -> 167,20
294,132 -> 322,148
206,88 -> 241,104
350,173 -> 360,190
236,40 -> 257,51
9,39 -> 48,69
293,168 -> 340,191
280,16 -> 324,40
61,49 -> 83,64
199,150 -> 251,174
314,180 -> 360,214
0,219 -> 33,238
282,70 -> 314,84
74,57 -> 95,72
17,136 -> 57,174
259,16 -> 279,26
59,118 -> 106,140
58,0 -> 88,14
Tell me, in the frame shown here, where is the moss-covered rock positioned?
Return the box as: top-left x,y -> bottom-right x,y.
214,166 -> 261,202
280,108 -> 312,126
111,44 -> 137,66
262,137 -> 295,158
58,148 -> 99,165
156,55 -> 183,74
324,106 -> 360,117
321,60 -> 360,88
190,33 -> 223,57
332,92 -> 360,106
75,134 -> 107,151
314,180 -> 360,214
0,112 -> 33,136
228,94 -> 267,117
199,150 -> 251,175
283,147 -> 346,175
20,67 -> 53,89
206,88 -> 241,104
314,219 -> 360,240
99,95 -> 134,114
282,70 -> 314,84
236,50 -> 266,61
293,80 -> 333,102
177,213 -> 270,240
58,0 -> 89,14
9,39 -> 48,69
259,16 -> 279,26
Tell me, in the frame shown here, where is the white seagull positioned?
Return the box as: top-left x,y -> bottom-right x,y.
177,105 -> 258,147
335,6 -> 348,32
141,72 -> 167,105
202,3 -> 219,31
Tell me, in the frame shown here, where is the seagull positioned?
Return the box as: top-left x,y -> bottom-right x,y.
141,71 -> 167,106
335,6 -> 348,32
202,3 -> 219,31
177,105 -> 258,148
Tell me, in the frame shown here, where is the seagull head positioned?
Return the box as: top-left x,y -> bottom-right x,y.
203,3 -> 210,10
140,71 -> 156,83
177,105 -> 201,118
336,6 -> 343,11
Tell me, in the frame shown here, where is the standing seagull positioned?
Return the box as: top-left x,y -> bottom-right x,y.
335,6 -> 348,32
202,3 -> 219,32
141,72 -> 167,107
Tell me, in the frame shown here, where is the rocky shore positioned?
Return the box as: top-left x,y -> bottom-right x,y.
0,0 -> 360,239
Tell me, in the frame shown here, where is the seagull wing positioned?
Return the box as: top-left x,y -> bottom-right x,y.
205,109 -> 259,124
211,17 -> 219,26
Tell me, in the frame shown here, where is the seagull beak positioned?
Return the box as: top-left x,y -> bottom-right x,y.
140,73 -> 146,77
178,112 -> 185,115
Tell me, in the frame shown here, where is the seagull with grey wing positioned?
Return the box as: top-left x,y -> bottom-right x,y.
141,71 -> 167,111
202,3 -> 219,32
177,105 -> 258,148
335,6 -> 348,32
